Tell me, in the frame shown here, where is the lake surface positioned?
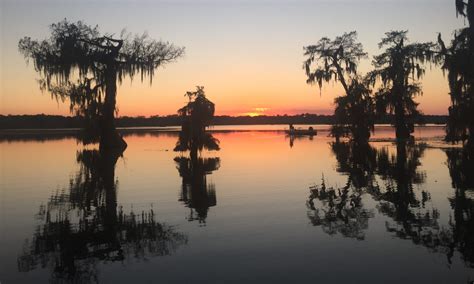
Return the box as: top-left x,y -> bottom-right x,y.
1,125 -> 473,283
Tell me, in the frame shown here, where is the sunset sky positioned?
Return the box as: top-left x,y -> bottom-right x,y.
0,0 -> 464,117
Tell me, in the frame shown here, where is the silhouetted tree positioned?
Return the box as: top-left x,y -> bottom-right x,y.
18,149 -> 187,282
173,86 -> 220,225
174,86 -> 219,159
303,31 -> 374,143
368,31 -> 436,140
438,0 -> 474,147
332,80 -> 375,143
18,19 -> 184,150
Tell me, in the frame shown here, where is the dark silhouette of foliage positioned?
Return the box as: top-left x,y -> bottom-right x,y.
438,0 -> 474,147
368,31 -> 436,140
18,19 -> 184,150
332,80 -> 375,143
0,114 -> 449,131
173,86 -> 220,225
17,149 -> 187,282
174,86 -> 220,158
303,31 -> 374,143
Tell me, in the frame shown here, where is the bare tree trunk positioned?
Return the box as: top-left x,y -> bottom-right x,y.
100,67 -> 127,152
395,101 -> 410,141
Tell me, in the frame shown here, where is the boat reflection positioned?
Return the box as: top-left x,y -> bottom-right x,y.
288,134 -> 314,148
17,148 -> 188,282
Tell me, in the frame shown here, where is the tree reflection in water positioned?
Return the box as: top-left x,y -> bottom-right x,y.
307,142 -> 377,240
372,142 -> 441,250
288,134 -> 314,148
174,131 -> 220,225
307,176 -> 374,240
307,140 -> 474,267
175,156 -> 220,225
17,149 -> 187,283
444,148 -> 474,267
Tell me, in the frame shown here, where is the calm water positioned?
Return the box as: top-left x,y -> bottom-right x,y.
1,125 -> 473,283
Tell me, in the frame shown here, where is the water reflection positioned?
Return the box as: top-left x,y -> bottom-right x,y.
174,129 -> 220,225
373,142 -> 438,248
307,176 -> 373,240
309,141 -> 474,267
288,134 -> 314,148
444,148 -> 474,267
175,156 -> 220,225
307,142 -> 377,240
18,148 -> 188,282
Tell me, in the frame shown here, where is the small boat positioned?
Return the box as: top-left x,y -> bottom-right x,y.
285,127 -> 317,136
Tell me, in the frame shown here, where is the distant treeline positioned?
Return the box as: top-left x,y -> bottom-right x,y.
0,114 -> 448,129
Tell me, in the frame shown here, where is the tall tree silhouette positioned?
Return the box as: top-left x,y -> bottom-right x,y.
304,31 -> 374,143
174,86 -> 220,224
438,0 -> 474,147
174,86 -> 219,159
368,31 -> 436,140
18,19 -> 184,150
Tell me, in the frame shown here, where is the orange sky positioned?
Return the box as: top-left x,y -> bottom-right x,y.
0,0 -> 462,117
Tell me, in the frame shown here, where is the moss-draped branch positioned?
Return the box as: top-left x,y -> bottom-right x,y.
18,19 -> 185,118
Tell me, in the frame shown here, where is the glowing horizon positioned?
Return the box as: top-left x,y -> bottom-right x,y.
0,0 -> 463,117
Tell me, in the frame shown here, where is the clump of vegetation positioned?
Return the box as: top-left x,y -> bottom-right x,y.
19,19 -> 184,150
303,31 -> 375,143
438,0 -> 474,147
174,86 -> 220,157
367,31 -> 436,140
